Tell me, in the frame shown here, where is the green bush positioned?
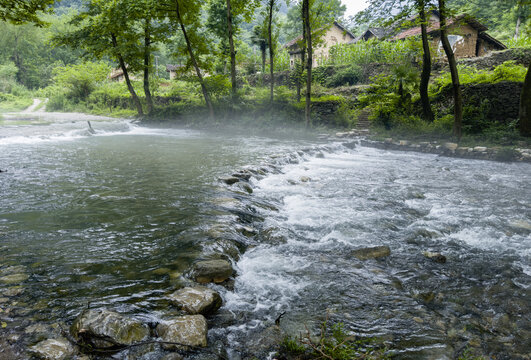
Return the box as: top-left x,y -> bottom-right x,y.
430,61 -> 527,96
51,61 -> 111,102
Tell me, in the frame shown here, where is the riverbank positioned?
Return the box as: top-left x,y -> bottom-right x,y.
332,129 -> 531,163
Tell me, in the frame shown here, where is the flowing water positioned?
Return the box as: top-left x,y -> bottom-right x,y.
0,115 -> 530,359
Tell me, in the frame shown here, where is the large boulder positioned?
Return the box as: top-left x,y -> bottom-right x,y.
351,246 -> 391,260
168,286 -> 222,315
189,260 -> 233,284
70,309 -> 149,348
156,315 -> 208,349
28,338 -> 76,360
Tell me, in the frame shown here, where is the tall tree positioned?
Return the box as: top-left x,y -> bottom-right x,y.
265,0 -> 279,103
0,0 -> 54,26
438,0 -> 463,139
303,0 -> 311,127
250,22 -> 268,74
417,0 -> 434,122
357,0 -> 435,122
56,0 -> 145,116
519,62 -> 531,137
226,0 -> 237,101
171,0 -> 215,120
283,0 -> 345,41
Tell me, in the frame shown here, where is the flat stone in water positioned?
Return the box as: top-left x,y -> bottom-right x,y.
168,286 -> 222,315
423,251 -> 447,263
189,260 -> 233,284
220,177 -> 239,185
156,315 -> 208,349
351,246 -> 391,260
28,338 -> 76,360
4,286 -> 24,297
0,273 -> 29,284
70,309 -> 149,347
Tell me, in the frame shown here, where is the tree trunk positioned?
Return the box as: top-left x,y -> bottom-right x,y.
438,0 -> 462,139
418,0 -> 434,122
519,62 -> 531,137
303,0 -> 311,128
111,34 -> 143,117
226,0 -> 237,102
175,0 -> 214,120
143,17 -> 153,115
261,46 -> 266,74
268,0 -> 274,104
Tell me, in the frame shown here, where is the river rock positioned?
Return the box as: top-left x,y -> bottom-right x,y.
351,246 -> 391,260
189,260 -> 233,283
0,273 -> 29,284
423,251 -> 447,263
232,172 -> 251,181
444,142 -> 458,151
220,177 -> 239,185
299,176 -> 311,182
4,286 -> 24,297
168,286 -> 222,315
156,315 -> 208,349
28,338 -> 76,360
399,140 -> 410,146
70,309 -> 149,347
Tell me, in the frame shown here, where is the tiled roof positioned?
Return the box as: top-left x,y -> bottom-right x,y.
394,14 -> 488,40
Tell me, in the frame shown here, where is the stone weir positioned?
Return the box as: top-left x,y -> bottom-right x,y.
23,143 -> 353,360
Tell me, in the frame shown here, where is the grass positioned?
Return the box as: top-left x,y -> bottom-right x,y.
0,95 -> 33,112
278,315 -> 390,360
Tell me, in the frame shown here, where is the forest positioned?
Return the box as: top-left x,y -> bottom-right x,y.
0,0 -> 530,141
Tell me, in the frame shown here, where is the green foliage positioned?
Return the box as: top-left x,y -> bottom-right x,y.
506,36 -> 531,49
326,38 -> 422,67
0,92 -> 33,112
457,347 -> 486,360
0,0 -> 55,26
280,336 -> 306,355
280,319 -> 389,360
314,64 -> 362,87
51,61 -> 110,101
0,62 -> 19,93
203,74 -> 232,101
430,61 -> 528,95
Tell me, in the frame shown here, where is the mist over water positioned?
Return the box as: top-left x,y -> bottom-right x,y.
0,117 -> 530,359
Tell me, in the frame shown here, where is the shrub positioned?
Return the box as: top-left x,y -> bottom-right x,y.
51,61 -> 111,102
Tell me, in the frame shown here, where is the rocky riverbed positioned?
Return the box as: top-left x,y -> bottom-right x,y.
1,122 -> 529,359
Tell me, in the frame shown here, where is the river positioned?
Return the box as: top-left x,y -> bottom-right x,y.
0,115 -> 530,359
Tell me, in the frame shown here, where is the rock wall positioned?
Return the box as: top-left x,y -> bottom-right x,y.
433,81 -> 523,124
434,48 -> 531,71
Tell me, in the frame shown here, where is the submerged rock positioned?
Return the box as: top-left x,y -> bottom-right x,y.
299,176 -> 311,183
423,251 -> 447,263
0,273 -> 29,284
70,309 -> 149,348
156,315 -> 208,349
220,177 -> 239,185
28,338 -> 76,360
168,286 -> 222,315
351,246 -> 391,260
189,260 -> 233,283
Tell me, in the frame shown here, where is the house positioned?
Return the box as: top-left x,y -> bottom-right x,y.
166,64 -> 185,80
285,21 -> 356,69
392,11 -> 506,58
108,66 -> 137,82
351,27 -> 391,43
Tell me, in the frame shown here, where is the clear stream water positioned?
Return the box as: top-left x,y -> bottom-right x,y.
0,115 -> 529,359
